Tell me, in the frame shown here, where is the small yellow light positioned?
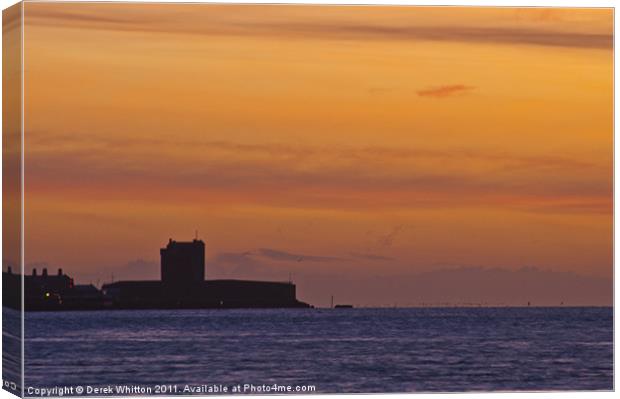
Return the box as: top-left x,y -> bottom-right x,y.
45,292 -> 50,298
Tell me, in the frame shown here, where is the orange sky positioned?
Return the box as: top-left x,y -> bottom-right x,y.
13,3 -> 613,306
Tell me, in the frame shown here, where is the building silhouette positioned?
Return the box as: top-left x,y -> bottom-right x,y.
161,239 -> 205,288
4,238 -> 311,310
2,267 -> 103,311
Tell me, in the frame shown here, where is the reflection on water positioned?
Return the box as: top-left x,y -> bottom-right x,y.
22,307 -> 612,393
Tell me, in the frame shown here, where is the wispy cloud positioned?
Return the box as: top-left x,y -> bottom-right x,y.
25,5 -> 613,50
212,249 -> 394,270
25,134 -> 611,214
257,248 -> 344,263
349,252 -> 395,262
257,23 -> 613,49
417,84 -> 475,98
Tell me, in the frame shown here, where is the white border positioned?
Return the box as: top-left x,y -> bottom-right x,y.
0,2 -> 616,399
7,0 -> 619,6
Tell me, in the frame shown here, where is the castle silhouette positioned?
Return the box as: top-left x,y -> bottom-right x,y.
3,239 -> 311,311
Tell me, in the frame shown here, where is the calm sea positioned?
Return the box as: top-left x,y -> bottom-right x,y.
3,307 -> 614,395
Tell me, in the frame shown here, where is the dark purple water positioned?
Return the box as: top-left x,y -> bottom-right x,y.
5,307 -> 614,395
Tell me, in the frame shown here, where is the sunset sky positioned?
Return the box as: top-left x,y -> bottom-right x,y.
13,3 -> 613,306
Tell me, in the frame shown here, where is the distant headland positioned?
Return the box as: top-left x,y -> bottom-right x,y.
3,239 -> 312,311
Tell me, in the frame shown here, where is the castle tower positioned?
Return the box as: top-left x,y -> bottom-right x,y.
160,239 -> 205,289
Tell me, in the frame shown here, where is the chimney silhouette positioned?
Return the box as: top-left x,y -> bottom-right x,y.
32,268 -> 37,276
42,268 -> 48,277
58,268 -> 63,276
